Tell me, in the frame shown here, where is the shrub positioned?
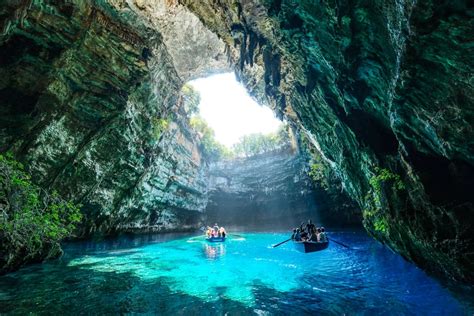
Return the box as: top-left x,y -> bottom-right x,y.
232,125 -> 290,157
0,152 -> 82,268
190,116 -> 231,161
152,117 -> 169,140
181,84 -> 200,116
363,167 -> 406,234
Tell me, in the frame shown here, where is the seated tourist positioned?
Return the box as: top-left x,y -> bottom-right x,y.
213,223 -> 219,236
316,228 -> 322,242
219,227 -> 226,238
294,228 -> 302,241
306,219 -> 316,235
300,229 -> 309,241
206,227 -> 212,238
320,227 -> 328,242
299,222 -> 306,233
291,228 -> 297,240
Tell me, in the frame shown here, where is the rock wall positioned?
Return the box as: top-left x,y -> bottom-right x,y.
207,148 -> 360,229
0,0 -> 218,237
180,1 -> 474,282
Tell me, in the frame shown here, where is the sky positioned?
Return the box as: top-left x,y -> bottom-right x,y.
189,73 -> 282,148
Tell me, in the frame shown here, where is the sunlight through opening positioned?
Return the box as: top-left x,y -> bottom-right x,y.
188,73 -> 282,148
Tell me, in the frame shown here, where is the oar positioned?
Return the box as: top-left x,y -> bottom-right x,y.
328,237 -> 351,249
272,238 -> 292,248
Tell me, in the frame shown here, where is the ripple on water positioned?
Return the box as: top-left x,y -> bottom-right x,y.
0,231 -> 472,314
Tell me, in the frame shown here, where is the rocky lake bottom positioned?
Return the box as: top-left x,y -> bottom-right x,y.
0,230 -> 473,315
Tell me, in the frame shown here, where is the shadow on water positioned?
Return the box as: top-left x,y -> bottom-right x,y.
0,261 -> 255,315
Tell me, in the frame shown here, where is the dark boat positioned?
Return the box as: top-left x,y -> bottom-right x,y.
206,236 -> 226,242
293,240 -> 329,253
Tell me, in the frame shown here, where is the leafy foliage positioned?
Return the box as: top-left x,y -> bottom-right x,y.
190,115 -> 290,161
232,125 -> 290,157
369,167 -> 405,196
190,116 -> 232,161
308,160 -> 331,191
152,117 -> 169,140
363,167 -> 406,233
181,84 -> 200,116
0,152 -> 82,265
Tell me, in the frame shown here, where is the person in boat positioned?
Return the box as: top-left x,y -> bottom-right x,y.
206,226 -> 212,238
319,227 -> 328,242
315,227 -> 322,242
299,222 -> 306,233
291,228 -> 297,240
219,226 -> 226,238
306,219 -> 316,235
213,223 -> 219,237
300,228 -> 309,241
294,228 -> 302,241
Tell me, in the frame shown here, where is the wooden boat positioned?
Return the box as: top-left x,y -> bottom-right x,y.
293,240 -> 329,253
206,236 -> 226,242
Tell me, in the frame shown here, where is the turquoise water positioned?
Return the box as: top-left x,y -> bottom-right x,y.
0,231 -> 473,314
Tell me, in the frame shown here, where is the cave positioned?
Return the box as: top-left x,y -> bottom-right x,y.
0,0 -> 473,313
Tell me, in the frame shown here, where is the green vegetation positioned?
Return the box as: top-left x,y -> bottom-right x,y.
232,126 -> 290,157
189,116 -> 290,161
308,159 -> 331,191
190,116 -> 232,161
363,167 -> 406,233
152,117 -> 169,140
368,167 -> 405,200
0,152 -> 82,263
183,83 -> 290,161
181,84 -> 200,116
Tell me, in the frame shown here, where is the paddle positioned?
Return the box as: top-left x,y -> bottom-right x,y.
228,233 -> 244,238
328,237 -> 351,249
272,238 -> 292,248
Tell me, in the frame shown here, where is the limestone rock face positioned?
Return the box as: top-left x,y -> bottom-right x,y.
207,149 -> 360,229
180,1 -> 474,281
0,0 -> 214,238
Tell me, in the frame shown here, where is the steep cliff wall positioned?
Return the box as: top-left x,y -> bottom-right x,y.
180,1 -> 474,281
0,1 -> 218,238
207,149 -> 359,229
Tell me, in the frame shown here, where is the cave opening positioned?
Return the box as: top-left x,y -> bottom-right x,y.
178,72 -> 323,231
186,72 -> 283,150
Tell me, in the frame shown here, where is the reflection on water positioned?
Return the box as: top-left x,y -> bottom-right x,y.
0,231 -> 473,315
204,243 -> 226,260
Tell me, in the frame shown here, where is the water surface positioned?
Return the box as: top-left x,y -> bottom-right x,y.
0,231 -> 472,314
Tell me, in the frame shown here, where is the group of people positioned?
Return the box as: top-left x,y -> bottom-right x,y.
206,223 -> 226,238
291,219 -> 328,242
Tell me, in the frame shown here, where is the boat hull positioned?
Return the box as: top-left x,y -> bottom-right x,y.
293,241 -> 329,253
206,237 -> 226,242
